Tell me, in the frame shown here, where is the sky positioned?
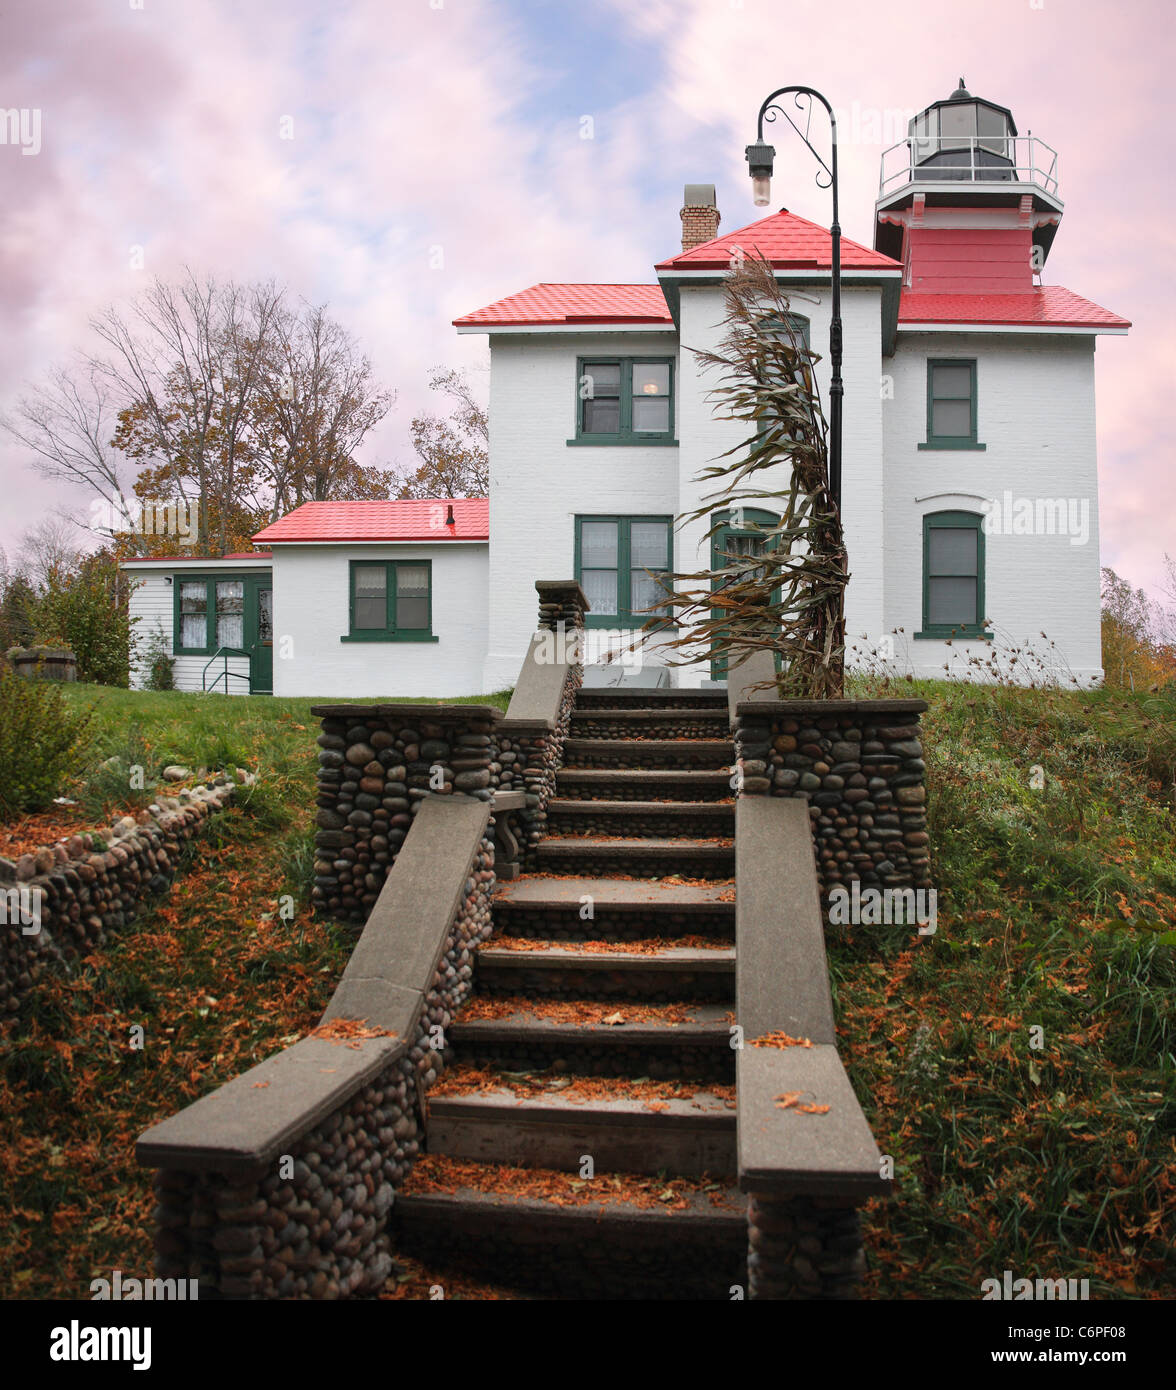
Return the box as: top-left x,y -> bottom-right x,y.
0,0 -> 1170,601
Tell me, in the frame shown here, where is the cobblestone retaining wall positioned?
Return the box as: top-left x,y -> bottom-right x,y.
151,826 -> 495,1299
733,700 -> 931,898
747,1195 -> 866,1299
311,706 -> 499,923
0,778 -> 243,1021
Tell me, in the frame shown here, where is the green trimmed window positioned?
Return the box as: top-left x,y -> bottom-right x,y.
756,314 -> 811,442
342,560 -> 437,642
574,515 -> 673,628
919,358 -> 985,450
570,358 -> 676,445
175,577 -> 245,654
917,510 -> 989,639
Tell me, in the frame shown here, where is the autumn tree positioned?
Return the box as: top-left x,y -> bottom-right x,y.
251,301 -> 396,515
395,367 -> 488,498
1101,567 -> 1175,691
3,273 -> 397,558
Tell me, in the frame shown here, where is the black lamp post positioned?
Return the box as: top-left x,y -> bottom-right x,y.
746,87 -> 842,513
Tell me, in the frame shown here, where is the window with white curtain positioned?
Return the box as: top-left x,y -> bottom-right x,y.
179,582 -> 207,649
575,516 -> 672,628
345,560 -> 435,641
215,581 -> 244,649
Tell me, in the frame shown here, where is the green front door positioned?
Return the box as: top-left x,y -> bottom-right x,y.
244,577 -> 273,694
710,508 -> 779,681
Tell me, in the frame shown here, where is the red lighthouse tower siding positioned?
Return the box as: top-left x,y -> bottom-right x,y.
875,81 -> 1125,326
905,220 -> 1035,294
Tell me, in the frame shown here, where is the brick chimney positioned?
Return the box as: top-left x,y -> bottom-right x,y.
680,184 -> 720,252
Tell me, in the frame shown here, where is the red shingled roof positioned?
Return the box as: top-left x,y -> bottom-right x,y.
120,551 -> 271,565
899,286 -> 1130,329
655,208 -> 901,272
252,498 -> 489,544
454,283 -> 671,328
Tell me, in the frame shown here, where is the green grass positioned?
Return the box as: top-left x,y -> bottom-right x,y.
1,678 -> 1172,1299
0,683 -> 511,1299
836,677 -> 1176,1299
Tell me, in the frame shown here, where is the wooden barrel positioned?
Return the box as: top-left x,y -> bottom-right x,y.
6,647 -> 78,682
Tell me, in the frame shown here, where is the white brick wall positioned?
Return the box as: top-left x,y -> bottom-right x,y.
483,331 -> 681,690
480,305 -> 1105,689
271,543 -> 489,698
882,332 -> 1103,684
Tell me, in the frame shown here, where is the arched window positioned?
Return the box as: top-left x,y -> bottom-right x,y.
918,510 -> 988,639
710,506 -> 780,678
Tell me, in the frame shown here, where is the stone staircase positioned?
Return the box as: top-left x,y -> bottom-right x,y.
392,686 -> 749,1299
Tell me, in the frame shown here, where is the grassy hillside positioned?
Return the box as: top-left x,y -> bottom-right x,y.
838,678 -> 1176,1298
0,680 -> 1172,1298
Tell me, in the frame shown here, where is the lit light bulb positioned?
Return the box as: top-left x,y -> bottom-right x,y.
641,382 -> 659,394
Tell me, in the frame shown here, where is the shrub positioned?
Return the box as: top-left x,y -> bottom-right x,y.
35,551 -> 134,687
0,573 -> 39,651
0,665 -> 94,819
142,623 -> 175,692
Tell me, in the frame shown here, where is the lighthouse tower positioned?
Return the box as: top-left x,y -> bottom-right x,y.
875,79 -> 1064,292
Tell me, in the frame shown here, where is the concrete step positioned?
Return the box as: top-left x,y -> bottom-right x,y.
491,874 -> 735,942
546,798 -> 734,838
393,1164 -> 747,1299
574,688 -> 728,710
427,1083 -> 737,1176
554,767 -> 735,802
531,835 -> 735,881
476,941 -> 735,1001
561,738 -> 734,771
448,1000 -> 736,1081
569,708 -> 730,740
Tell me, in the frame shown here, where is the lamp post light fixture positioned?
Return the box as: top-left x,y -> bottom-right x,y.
746,86 -> 843,513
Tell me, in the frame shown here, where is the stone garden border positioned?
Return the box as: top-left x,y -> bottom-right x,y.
0,777 -> 247,1021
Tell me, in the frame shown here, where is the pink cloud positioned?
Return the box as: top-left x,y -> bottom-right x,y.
0,0 -> 1169,610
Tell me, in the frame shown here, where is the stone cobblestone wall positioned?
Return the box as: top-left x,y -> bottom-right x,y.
502,667 -> 580,864
535,581 -> 588,632
733,700 -> 930,899
746,1195 -> 866,1299
152,829 -> 495,1299
0,778 -> 242,1021
311,706 -> 500,923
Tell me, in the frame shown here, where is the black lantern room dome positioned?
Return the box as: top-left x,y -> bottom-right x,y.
908,79 -> 1019,181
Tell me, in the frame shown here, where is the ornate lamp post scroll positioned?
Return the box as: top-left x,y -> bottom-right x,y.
746,86 -> 843,512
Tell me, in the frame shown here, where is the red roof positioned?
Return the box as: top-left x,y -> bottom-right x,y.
252,498 -> 489,544
454,283 -> 671,328
655,209 -> 901,272
120,551 -> 271,565
899,286 -> 1130,329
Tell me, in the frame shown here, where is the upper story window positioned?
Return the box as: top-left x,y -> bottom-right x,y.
919,358 -> 986,451
570,357 -> 677,446
342,559 -> 438,643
